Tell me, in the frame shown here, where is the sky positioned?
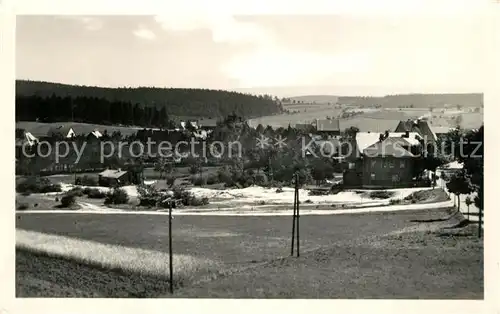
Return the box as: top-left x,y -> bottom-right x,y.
16,12 -> 491,97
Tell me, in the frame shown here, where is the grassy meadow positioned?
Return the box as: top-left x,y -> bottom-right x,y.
16,207 -> 483,298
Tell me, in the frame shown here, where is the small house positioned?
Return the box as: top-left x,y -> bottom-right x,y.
362,137 -> 421,188
88,129 -> 103,139
98,169 -> 130,187
15,130 -> 39,158
342,131 -> 424,188
47,125 -> 76,139
15,130 -> 38,146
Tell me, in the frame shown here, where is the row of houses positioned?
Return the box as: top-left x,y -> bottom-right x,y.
17,115 -> 458,189
15,118 -> 220,147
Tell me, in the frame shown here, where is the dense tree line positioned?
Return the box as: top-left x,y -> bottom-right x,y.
16,94 -> 174,127
16,80 -> 283,120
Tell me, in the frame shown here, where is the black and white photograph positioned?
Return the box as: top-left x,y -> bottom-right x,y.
5,0 -> 493,304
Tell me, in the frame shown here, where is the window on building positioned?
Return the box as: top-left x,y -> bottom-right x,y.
348,162 -> 355,169
371,160 -> 376,168
388,160 -> 394,168
400,161 -> 405,168
371,173 -> 376,180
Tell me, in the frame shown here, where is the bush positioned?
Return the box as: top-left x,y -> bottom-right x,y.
16,176 -> 62,194
68,187 -> 84,197
75,175 -> 98,186
139,197 -> 158,207
60,193 -> 76,207
389,199 -> 402,205
87,188 -> 106,199
369,190 -> 394,199
206,174 -> 218,185
253,173 -> 268,186
137,184 -> 161,207
172,186 -> 209,206
165,175 -> 176,187
172,186 -> 191,201
191,175 -> 207,186
189,196 -> 209,206
189,163 -> 201,175
104,188 -> 129,205
217,167 -> 235,187
308,189 -> 330,196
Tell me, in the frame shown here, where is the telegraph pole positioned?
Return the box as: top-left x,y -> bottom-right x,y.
296,172 -> 300,257
291,181 -> 296,256
290,172 -> 300,257
168,201 -> 174,294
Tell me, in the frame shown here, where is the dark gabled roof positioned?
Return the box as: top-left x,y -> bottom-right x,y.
395,120 -> 422,133
395,119 -> 437,141
47,125 -> 74,137
316,119 -> 340,132
363,137 -> 417,158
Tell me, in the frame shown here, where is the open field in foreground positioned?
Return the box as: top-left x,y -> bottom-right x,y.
16,208 -> 483,298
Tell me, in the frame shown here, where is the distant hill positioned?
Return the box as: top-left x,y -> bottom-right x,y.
287,93 -> 483,108
16,80 -> 282,119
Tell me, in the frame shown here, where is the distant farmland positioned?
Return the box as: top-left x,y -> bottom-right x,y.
248,105 -> 483,131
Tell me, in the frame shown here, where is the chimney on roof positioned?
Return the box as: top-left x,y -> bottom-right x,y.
404,131 -> 409,138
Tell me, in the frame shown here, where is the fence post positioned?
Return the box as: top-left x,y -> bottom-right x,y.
169,201 -> 174,294
291,176 -> 297,256
296,173 -> 300,258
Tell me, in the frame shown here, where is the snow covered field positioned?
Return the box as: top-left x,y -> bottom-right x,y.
189,186 -> 433,206
26,181 -> 451,216
43,182 -> 435,208
51,182 -> 432,206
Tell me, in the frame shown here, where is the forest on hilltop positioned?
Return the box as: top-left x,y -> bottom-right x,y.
16,80 -> 283,123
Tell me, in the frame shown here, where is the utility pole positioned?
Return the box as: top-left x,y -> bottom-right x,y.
291,179 -> 296,256
296,172 -> 300,257
290,172 -> 300,257
168,201 -> 174,294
